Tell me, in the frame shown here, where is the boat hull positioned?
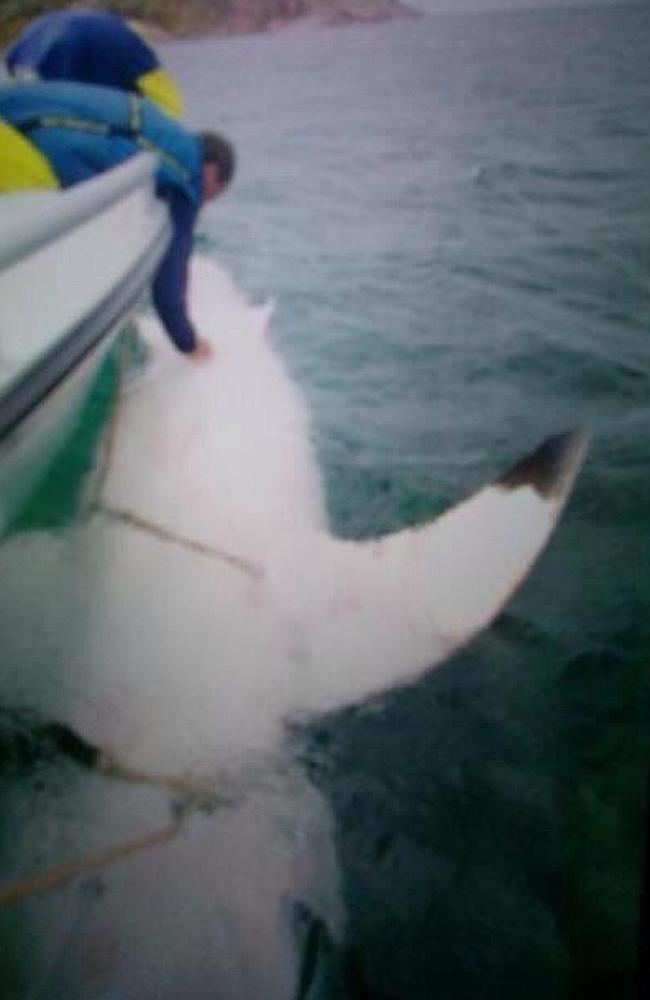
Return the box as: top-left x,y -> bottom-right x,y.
0,153 -> 170,533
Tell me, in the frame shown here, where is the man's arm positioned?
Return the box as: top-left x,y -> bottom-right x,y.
151,188 -> 209,355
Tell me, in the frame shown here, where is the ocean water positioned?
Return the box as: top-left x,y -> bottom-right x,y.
174,7 -> 650,996
2,2 -> 650,998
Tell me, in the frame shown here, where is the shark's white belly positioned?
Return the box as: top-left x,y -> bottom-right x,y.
0,255 -> 586,999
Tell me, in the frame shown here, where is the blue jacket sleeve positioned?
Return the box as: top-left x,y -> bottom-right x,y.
152,187 -> 200,353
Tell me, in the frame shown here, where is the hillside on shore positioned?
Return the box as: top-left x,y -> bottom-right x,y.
0,0 -> 419,46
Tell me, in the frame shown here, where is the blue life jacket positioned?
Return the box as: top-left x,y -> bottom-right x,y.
0,80 -> 201,202
6,9 -> 157,90
5,9 -> 184,118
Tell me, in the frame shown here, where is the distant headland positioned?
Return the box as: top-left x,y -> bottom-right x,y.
0,0 -> 420,47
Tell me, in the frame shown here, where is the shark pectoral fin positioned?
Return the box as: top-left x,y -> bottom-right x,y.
297,428 -> 589,714
393,425 -> 590,641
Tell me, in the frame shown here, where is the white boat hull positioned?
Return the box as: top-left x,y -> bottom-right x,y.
0,153 -> 170,533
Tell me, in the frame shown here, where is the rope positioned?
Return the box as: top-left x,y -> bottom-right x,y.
96,751 -> 236,809
0,814 -> 182,910
0,755 -> 237,910
0,327 -> 271,909
0,743 -> 234,911
88,337 -> 265,580
95,503 -> 264,579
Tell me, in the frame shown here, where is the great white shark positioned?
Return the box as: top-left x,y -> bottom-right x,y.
0,256 -> 587,998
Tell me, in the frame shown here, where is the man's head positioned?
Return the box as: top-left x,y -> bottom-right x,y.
200,131 -> 235,202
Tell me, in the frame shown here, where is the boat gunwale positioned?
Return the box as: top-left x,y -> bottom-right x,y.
0,210 -> 171,443
0,152 -> 161,272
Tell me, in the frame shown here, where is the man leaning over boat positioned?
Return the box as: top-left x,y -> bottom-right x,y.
0,80 -> 235,361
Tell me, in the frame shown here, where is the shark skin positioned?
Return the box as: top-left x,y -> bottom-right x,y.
71,256 -> 587,776
0,255 -> 588,998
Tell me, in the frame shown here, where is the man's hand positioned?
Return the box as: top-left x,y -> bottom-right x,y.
187,337 -> 214,361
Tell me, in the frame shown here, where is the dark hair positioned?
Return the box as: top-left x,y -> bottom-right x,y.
200,131 -> 236,187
